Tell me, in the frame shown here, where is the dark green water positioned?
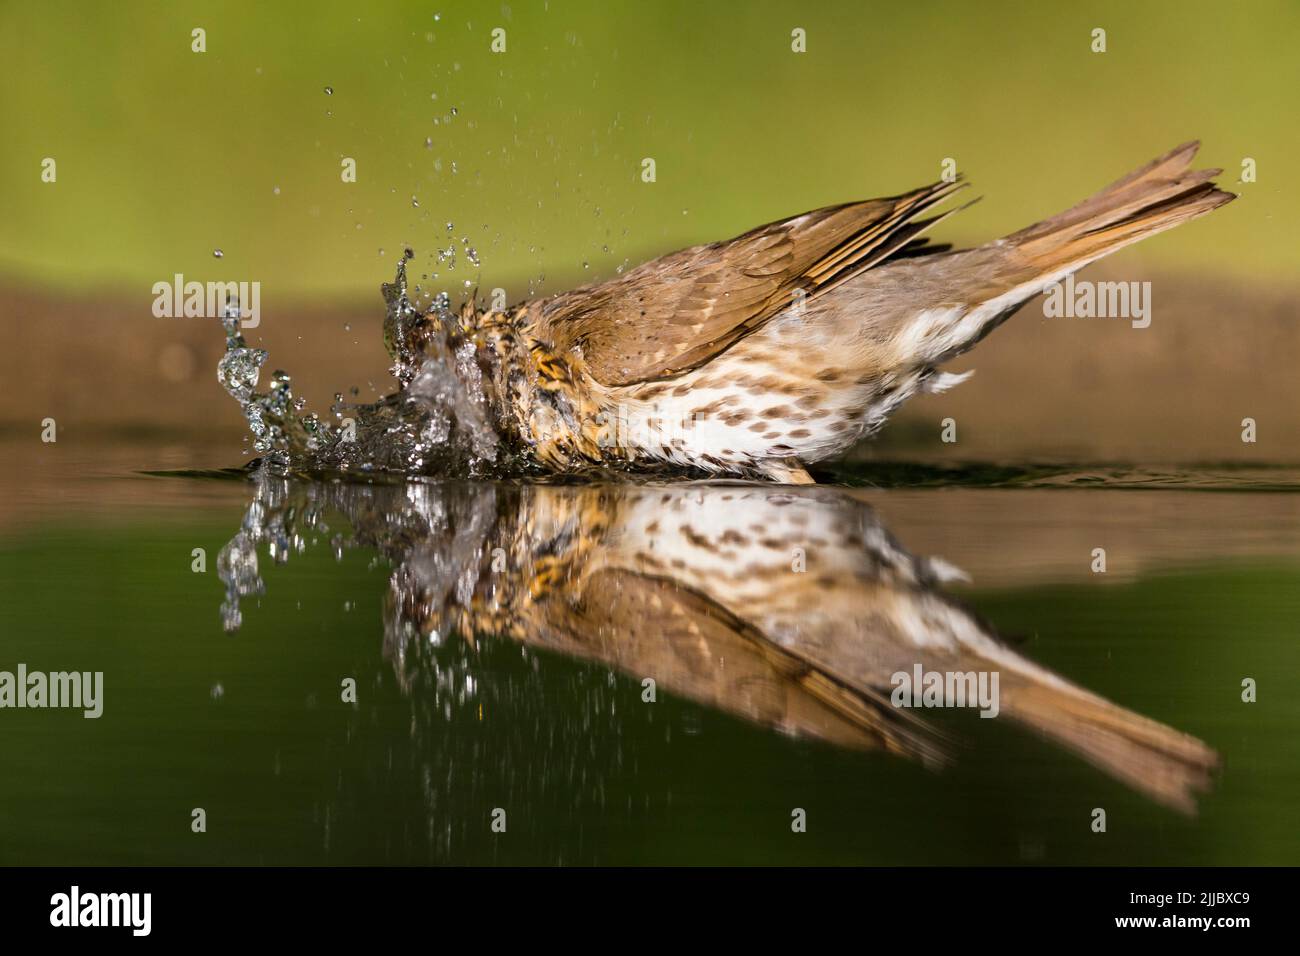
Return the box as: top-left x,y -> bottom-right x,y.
1,443 -> 1296,865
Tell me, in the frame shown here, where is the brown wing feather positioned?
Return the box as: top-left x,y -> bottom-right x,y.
532,566 -> 946,760
536,179 -> 969,386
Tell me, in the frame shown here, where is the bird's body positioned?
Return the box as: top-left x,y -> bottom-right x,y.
407,142 -> 1233,481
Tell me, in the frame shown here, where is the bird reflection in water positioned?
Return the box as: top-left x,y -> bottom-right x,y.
217,474 -> 1217,815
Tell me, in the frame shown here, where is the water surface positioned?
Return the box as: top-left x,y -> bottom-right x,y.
1,441 -> 1296,865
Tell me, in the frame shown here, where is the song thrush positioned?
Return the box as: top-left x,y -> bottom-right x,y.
408,141 -> 1233,482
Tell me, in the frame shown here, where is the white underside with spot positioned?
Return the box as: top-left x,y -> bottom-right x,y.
597,258 -> 1096,473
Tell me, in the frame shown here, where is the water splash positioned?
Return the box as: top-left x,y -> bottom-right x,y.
217,252 -> 505,478
215,244 -> 705,481
379,249 -> 425,389
217,297 -> 307,470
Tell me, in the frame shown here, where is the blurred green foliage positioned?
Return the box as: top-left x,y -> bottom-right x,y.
2,0 -> 1296,306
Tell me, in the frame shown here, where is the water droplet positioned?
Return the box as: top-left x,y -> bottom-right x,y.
213,249 -> 224,258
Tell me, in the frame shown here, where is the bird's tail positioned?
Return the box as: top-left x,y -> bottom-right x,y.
889,141 -> 1235,367
1003,140 -> 1236,277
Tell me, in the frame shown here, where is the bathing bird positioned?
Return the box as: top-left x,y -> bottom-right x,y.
406,142 -> 1233,482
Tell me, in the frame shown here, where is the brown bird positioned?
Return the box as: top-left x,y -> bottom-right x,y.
387,141 -> 1234,483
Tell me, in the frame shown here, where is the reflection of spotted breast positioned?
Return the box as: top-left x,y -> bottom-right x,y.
605,488 -> 902,611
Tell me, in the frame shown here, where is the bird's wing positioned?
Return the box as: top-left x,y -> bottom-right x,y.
527,565 -> 946,761
536,180 -> 969,387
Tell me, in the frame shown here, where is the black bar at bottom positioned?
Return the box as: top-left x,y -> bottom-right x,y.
0,866 -> 1280,941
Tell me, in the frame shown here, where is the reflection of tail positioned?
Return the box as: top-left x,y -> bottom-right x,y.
1006,679 -> 1218,815
743,583 -> 1220,815
915,590 -> 1221,815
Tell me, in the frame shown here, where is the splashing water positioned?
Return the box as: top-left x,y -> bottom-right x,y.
215,243 -> 701,481
217,297 -> 303,470
217,251 -> 506,478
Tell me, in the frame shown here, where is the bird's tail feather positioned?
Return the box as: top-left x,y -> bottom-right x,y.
1006,140 -> 1235,276
910,141 -> 1237,363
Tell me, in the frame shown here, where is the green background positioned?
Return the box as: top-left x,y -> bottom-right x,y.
2,0 -> 1296,304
